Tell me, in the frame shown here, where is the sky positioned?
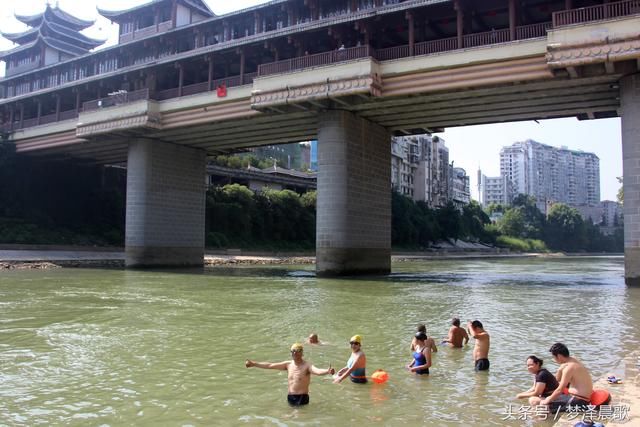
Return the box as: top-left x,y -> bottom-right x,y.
0,0 -> 623,201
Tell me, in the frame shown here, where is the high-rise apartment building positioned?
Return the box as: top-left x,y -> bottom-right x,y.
392,134 -> 453,208
499,140 -> 600,212
478,172 -> 514,206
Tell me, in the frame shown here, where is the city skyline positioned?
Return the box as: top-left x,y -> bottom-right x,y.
0,0 -> 623,201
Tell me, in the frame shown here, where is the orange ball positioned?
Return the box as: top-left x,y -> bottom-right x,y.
371,369 -> 389,384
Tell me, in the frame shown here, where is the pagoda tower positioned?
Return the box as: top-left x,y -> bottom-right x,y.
0,3 -> 104,77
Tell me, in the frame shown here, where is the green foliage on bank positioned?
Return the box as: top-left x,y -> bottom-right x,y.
205,184 -> 316,250
492,195 -> 622,253
496,236 -> 547,252
0,143 -> 126,246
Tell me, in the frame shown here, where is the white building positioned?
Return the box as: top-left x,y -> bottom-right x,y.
500,140 -> 600,212
478,172 -> 514,206
451,166 -> 471,206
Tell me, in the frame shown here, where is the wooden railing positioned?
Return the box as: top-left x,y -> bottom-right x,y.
516,22 -> 551,40
415,37 -> 458,56
258,45 -> 372,76
553,0 -> 640,26
463,28 -> 510,48
83,88 -> 150,111
6,61 -> 39,77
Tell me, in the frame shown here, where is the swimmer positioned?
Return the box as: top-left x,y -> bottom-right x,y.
245,343 -> 335,406
467,320 -> 490,371
334,335 -> 367,384
537,343 -> 593,412
407,331 -> 432,374
410,324 -> 437,353
442,318 -> 469,348
306,333 -> 320,344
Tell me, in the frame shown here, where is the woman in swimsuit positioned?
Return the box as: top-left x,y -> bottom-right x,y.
334,335 -> 367,383
407,331 -> 432,375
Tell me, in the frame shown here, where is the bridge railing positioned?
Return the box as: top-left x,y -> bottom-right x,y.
83,88 -> 150,112
516,22 -> 552,39
464,28 -> 511,48
553,0 -> 640,27
258,45 -> 373,77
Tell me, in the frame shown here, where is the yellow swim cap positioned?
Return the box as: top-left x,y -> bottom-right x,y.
350,335 -> 362,344
290,343 -> 304,352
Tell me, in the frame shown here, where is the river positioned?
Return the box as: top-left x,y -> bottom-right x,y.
0,256 -> 636,426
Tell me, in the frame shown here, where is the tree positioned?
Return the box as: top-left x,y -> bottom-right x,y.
498,208 -> 525,237
544,203 -> 586,252
617,176 -> 623,204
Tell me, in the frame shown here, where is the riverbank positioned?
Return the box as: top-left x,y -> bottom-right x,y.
0,247 -> 622,270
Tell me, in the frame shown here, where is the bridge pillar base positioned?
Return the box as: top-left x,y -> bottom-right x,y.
316,110 -> 391,277
622,74 -> 640,286
125,139 -> 206,268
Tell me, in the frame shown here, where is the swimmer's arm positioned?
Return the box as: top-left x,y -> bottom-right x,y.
430,339 -> 438,353
310,364 -> 335,376
443,327 -> 454,343
245,360 -> 289,370
466,322 -> 477,338
516,381 -> 542,399
541,368 -> 571,406
334,355 -> 363,383
462,329 -> 469,345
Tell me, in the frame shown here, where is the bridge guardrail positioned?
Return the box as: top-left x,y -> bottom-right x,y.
82,88 -> 150,112
553,0 -> 640,26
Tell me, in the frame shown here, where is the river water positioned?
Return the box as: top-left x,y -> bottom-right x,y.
0,256 -> 636,426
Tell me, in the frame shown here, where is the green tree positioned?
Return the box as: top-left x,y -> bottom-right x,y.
617,176 -> 623,204
544,203 -> 586,252
498,208 -> 525,237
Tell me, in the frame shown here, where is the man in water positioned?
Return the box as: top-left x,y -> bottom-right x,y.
443,318 -> 469,348
245,343 -> 335,406
537,343 -> 593,411
306,333 -> 320,344
467,320 -> 490,371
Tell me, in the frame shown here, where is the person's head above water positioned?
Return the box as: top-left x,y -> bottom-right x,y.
470,320 -> 483,330
526,355 -> 544,374
349,335 -> 362,347
452,318 -> 461,327
415,331 -> 427,341
290,342 -> 304,357
549,342 -> 570,359
416,324 -> 426,333
308,333 -> 319,344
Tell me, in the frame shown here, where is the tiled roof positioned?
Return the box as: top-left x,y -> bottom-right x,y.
98,0 -> 214,21
15,4 -> 95,31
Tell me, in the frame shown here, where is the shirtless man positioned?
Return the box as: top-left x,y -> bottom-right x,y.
467,320 -> 490,371
245,343 -> 335,406
443,318 -> 469,348
535,343 -> 593,412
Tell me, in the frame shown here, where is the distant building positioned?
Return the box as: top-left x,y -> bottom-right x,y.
478,172 -> 514,206
572,200 -> 622,233
392,134 -> 458,208
500,139 -> 600,212
450,166 -> 471,207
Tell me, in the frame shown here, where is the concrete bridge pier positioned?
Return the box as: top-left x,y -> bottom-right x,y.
125,139 -> 206,267
316,110 -> 391,277
622,74 -> 640,286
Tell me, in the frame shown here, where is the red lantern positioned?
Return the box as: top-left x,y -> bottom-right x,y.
217,84 -> 227,97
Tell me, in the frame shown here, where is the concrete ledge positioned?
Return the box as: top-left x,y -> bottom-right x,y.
316,248 -> 390,277
125,246 -> 203,268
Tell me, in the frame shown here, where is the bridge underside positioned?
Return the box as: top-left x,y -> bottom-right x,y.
18,72 -> 621,165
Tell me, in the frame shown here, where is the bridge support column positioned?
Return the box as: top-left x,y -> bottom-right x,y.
125,139 -> 206,268
316,110 -> 391,277
622,74 -> 640,286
